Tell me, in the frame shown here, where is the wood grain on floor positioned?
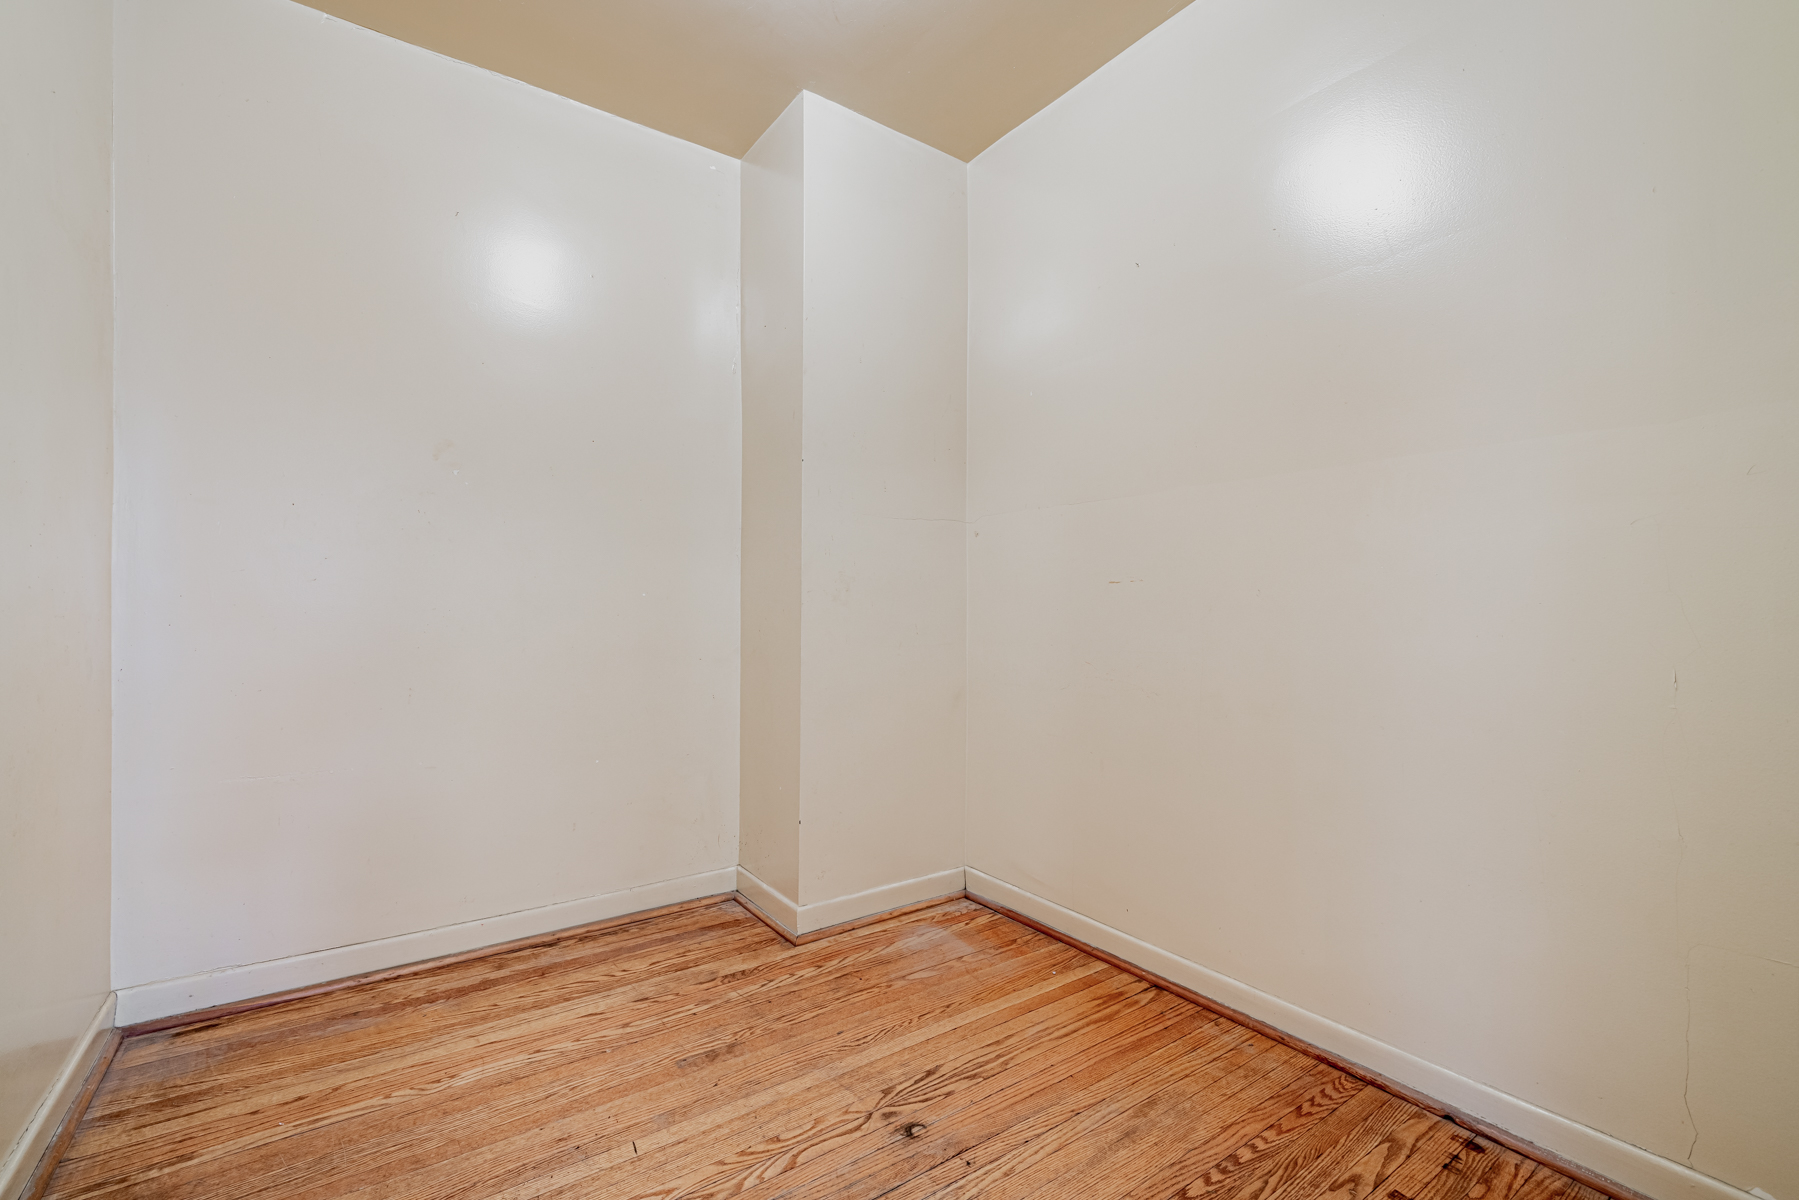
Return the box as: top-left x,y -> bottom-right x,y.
41,898 -> 1608,1200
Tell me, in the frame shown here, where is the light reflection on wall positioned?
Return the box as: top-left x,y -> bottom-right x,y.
1276,101 -> 1450,260
486,230 -> 569,318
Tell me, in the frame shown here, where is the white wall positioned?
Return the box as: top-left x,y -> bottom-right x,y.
0,0 -> 114,1179
967,1 -> 1798,1197
740,97 -> 805,905
798,95 -> 966,918
741,93 -> 967,931
112,0 -> 741,995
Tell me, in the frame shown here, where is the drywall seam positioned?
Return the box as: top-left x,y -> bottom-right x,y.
113,869 -> 736,1025
964,868 -> 1758,1200
0,993 -> 115,1200
735,865 -> 801,933
796,867 -> 967,934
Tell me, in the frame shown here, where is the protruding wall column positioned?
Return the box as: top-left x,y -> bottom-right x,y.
740,93 -> 807,922
740,93 -> 967,935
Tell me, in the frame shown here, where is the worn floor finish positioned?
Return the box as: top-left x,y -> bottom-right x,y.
43,898 -> 1605,1200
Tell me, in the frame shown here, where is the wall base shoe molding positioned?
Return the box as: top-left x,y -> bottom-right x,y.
1,994 -> 117,1200
114,868 -> 738,1027
964,868 -> 1756,1200
735,866 -> 967,939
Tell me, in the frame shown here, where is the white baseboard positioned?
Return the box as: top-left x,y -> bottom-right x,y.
735,866 -> 967,935
0,993 -> 115,1200
735,866 -> 801,933
796,867 -> 966,934
964,868 -> 1753,1200
114,868 -> 738,1026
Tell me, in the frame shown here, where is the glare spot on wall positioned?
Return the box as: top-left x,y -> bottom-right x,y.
487,231 -> 568,317
1277,103 -> 1448,259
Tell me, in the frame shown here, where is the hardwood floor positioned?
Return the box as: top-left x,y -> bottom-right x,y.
41,898 -> 1608,1200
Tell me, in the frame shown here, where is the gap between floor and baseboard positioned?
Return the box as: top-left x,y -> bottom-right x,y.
1,995 -> 118,1200
45,868 -> 1756,1200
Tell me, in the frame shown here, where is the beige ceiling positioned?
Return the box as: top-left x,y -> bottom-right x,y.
296,0 -> 1197,161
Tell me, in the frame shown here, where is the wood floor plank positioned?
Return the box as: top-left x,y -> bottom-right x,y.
618,989 -> 1225,1200
918,1052 -> 1328,1200
871,1028 -> 1285,1200
1393,1133 -> 1535,1200
1508,1168 -> 1614,1200
93,900 -> 991,1126
106,901 -> 759,1079
1314,1113 -> 1479,1200
314,932 -> 1101,1199
39,899 -> 1615,1200
78,939 -> 1088,1199
321,955 -> 1132,1200
735,999 -> 1240,1200
478,963 -> 1149,1200
1204,1086 -> 1420,1200
716,993 -> 1223,1200
783,1024 -> 1262,1200
52,912 -> 1069,1199
635,984 -> 1191,1200
81,905 -> 774,1133
1453,1147 -> 1541,1200
1142,1067 -> 1368,1200
53,903 -> 1025,1193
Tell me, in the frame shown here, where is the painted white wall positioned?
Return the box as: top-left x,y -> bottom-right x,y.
799,94 -> 966,918
0,0 -> 114,1176
111,0 -> 741,992
740,96 -> 805,905
741,93 -> 967,931
966,1 -> 1798,1197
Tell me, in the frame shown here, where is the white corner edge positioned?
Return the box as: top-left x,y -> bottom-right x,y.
734,865 -> 801,934
0,992 -> 116,1200
963,867 -> 1758,1200
796,867 -> 967,934
114,868 -> 738,1026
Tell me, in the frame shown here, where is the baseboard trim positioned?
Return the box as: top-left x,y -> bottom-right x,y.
796,868 -> 966,935
733,866 -> 969,938
115,867 -> 738,1028
964,868 -> 1752,1200
734,888 -> 971,946
733,867 -> 801,936
1,994 -> 117,1200
733,889 -> 802,944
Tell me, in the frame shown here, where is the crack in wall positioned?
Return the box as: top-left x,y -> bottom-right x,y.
1665,692 -> 1700,1166
1684,944 -> 1698,1163
1673,781 -> 1698,1165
